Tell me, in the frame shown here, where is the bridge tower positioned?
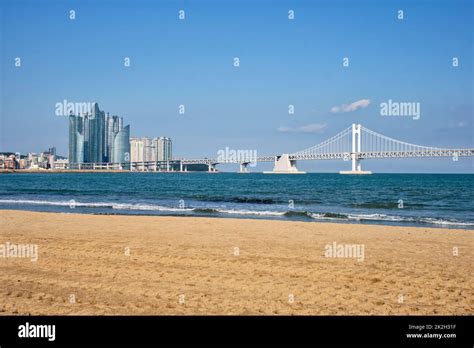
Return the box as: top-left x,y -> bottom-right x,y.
340,124 -> 372,175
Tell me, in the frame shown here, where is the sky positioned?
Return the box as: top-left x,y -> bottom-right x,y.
0,0 -> 473,173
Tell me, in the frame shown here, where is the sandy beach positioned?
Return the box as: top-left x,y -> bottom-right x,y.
0,210 -> 472,315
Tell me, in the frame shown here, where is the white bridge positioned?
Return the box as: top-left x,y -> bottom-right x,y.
124,124 -> 473,174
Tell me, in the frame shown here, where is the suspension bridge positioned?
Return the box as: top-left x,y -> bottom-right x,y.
68,124 -> 473,174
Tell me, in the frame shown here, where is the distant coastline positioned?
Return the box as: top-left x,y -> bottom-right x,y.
0,169 -> 128,174
1,169 -> 473,174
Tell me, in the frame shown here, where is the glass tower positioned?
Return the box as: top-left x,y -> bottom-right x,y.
68,103 -> 130,168
68,115 -> 84,164
113,125 -> 131,170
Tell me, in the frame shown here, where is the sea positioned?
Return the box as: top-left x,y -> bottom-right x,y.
0,173 -> 473,229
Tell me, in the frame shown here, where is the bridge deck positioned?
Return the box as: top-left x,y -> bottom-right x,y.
130,149 -> 474,165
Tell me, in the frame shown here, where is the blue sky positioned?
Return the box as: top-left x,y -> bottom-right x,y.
1,0 -> 473,172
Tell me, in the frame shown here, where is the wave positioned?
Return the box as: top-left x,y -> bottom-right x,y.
111,203 -> 194,212
191,196 -> 280,204
0,199 -> 194,212
0,199 -> 114,208
193,208 -> 285,216
347,213 -> 410,222
191,196 -> 322,205
283,210 -> 313,218
350,202 -> 425,209
418,217 -> 474,226
193,208 -> 219,214
1,199 -> 472,227
216,209 -> 286,216
309,211 -> 474,227
227,197 -> 278,204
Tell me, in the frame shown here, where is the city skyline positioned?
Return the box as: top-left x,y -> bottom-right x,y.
0,0 -> 473,173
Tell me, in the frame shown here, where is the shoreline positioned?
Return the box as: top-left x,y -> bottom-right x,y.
0,206 -> 472,230
1,210 -> 472,315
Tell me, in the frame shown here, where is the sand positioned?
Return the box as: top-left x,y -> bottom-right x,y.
0,210 -> 472,315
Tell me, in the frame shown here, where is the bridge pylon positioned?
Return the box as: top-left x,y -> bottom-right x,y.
208,163 -> 217,172
238,162 -> 250,173
340,124 -> 372,175
263,154 -> 306,174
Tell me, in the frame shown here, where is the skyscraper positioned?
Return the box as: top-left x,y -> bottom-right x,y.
68,114 -> 84,164
156,137 -> 172,161
88,103 -> 104,163
130,138 -> 145,163
113,125 -> 130,170
105,114 -> 123,163
68,103 -> 130,168
130,137 -> 172,163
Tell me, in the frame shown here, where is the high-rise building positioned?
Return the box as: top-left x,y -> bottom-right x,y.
130,137 -> 172,163
68,103 -> 130,167
144,138 -> 156,162
105,114 -> 123,163
130,138 -> 145,163
156,137 -> 172,161
69,114 -> 84,164
87,103 -> 105,163
113,125 -> 130,170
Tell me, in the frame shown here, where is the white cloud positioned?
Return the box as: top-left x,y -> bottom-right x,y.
330,99 -> 370,113
278,123 -> 326,133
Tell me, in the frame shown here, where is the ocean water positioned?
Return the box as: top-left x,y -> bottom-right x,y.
0,173 -> 473,229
